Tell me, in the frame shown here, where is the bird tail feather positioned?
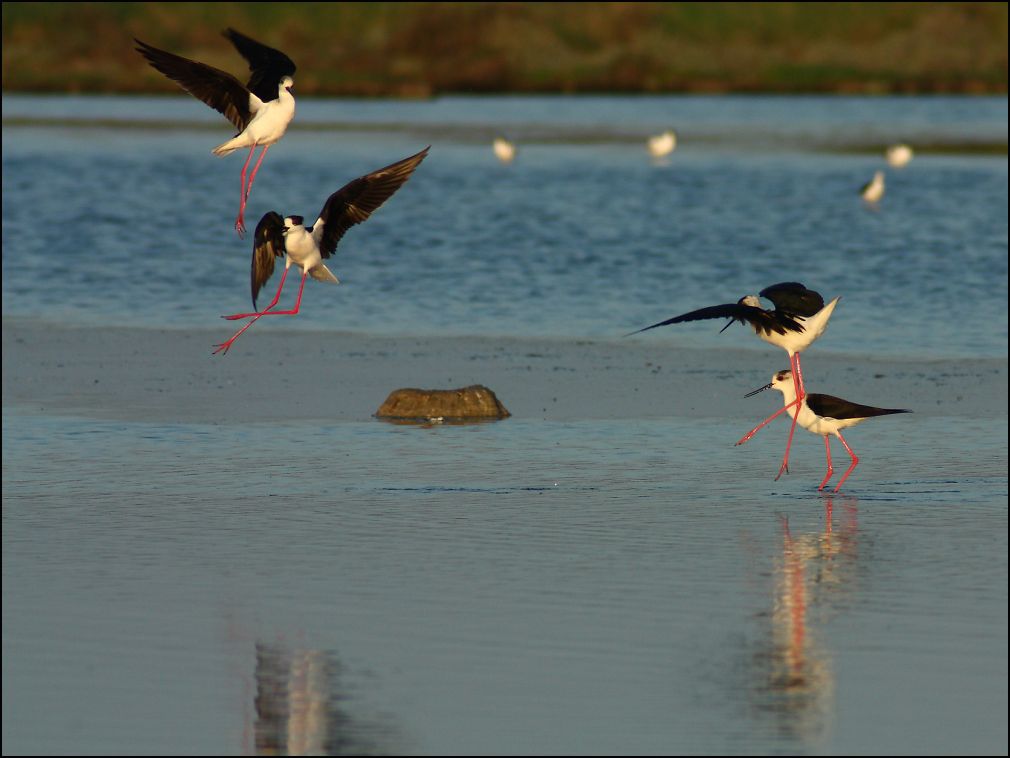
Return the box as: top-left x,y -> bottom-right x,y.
212,135 -> 246,156
310,264 -> 339,284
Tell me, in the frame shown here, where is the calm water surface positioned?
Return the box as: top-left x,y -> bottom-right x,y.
3,95 -> 1008,755
2,413 -> 1007,755
2,94 -> 1008,357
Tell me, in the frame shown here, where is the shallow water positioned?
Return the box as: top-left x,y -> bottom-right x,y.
3,95 -> 1008,755
2,411 -> 1007,755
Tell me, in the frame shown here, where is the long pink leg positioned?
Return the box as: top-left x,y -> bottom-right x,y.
245,145 -> 270,201
774,352 -> 805,480
818,435 -> 834,491
794,353 -> 806,395
212,315 -> 261,355
832,432 -> 859,493
253,272 -> 306,316
736,403 -> 793,445
212,271 -> 305,355
234,145 -> 257,238
235,145 -> 270,237
736,353 -> 807,448
223,268 -> 290,320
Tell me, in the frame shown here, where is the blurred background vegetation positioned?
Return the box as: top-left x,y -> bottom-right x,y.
3,2 -> 1007,96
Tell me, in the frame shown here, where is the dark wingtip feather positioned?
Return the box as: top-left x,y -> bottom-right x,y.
622,317 -> 678,338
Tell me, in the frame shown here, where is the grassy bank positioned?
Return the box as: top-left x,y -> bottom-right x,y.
3,2 -> 1007,96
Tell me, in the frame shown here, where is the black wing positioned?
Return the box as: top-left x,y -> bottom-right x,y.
807,393 -> 911,420
760,282 -> 825,318
251,212 -> 286,309
222,28 -> 296,103
314,147 -> 430,259
135,39 -> 251,131
627,303 -> 803,337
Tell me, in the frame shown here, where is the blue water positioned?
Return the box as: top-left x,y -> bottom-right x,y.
5,93 -> 1007,147
3,95 -> 1008,755
2,94 -> 1007,357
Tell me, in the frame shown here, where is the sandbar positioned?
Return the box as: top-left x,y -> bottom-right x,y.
3,317 -> 1006,425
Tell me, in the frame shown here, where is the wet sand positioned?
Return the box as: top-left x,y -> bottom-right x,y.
4,317 -> 1006,425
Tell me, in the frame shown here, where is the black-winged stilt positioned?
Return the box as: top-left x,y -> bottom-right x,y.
740,369 -> 910,492
212,146 -> 430,355
135,29 -> 296,237
860,170 -> 885,203
628,282 -> 840,478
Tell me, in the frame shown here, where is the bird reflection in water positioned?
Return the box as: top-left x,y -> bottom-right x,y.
750,496 -> 859,745
249,642 -> 391,756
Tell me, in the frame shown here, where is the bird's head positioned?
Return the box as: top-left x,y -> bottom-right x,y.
281,76 -> 294,93
283,215 -> 304,232
744,369 -> 793,398
718,293 -> 762,333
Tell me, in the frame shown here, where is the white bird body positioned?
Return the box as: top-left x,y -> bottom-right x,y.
647,130 -> 677,157
861,170 -> 885,202
743,294 -> 841,357
788,401 -> 859,436
213,77 -> 296,155
280,219 -> 338,283
493,137 -> 516,163
885,144 -> 913,168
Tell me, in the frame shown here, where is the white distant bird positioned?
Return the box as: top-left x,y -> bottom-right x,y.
647,130 -> 677,158
213,147 -> 430,355
860,170 -> 885,203
743,369 -> 910,492
885,143 -> 914,168
136,29 -> 297,237
493,137 -> 517,164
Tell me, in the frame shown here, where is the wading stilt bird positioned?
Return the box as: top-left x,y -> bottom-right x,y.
213,146 -> 430,355
741,369 -> 910,492
628,282 -> 840,479
135,29 -> 297,237
647,130 -> 677,158
860,170 -> 885,203
885,144 -> 914,168
493,136 -> 516,164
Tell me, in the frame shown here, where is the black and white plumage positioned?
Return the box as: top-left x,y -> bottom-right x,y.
631,282 -> 841,480
135,29 -> 297,236
744,369 -> 910,492
212,147 -> 430,355
628,282 -> 834,348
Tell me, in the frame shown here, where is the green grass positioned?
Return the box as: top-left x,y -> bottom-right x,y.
3,2 -> 1006,95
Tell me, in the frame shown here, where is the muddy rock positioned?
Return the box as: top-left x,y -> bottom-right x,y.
375,384 -> 511,422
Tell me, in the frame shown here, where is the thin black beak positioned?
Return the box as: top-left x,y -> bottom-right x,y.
718,318 -> 736,334
744,382 -> 772,398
